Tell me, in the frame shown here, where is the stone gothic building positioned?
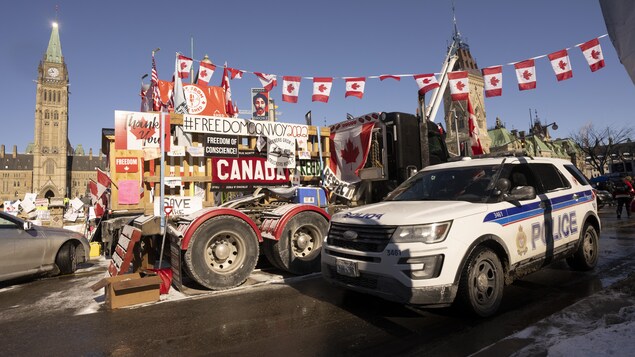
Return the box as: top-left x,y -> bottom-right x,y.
0,22 -> 106,203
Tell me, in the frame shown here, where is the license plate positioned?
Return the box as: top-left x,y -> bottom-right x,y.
336,259 -> 359,277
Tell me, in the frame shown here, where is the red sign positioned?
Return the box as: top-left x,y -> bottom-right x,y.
115,157 -> 139,173
211,156 -> 289,190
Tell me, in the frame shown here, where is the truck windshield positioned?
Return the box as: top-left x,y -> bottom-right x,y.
385,164 -> 501,203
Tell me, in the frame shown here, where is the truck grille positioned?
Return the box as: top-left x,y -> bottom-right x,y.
327,222 -> 396,253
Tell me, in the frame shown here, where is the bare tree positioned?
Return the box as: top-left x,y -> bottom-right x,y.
571,123 -> 633,175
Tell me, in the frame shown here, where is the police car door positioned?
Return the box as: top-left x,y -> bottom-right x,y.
529,163 -> 581,259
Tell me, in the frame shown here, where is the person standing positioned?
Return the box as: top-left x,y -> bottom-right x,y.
613,177 -> 634,218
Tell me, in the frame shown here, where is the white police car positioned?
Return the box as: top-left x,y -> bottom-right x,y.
321,157 -> 600,317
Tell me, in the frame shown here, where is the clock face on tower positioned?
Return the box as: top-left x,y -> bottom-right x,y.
47,67 -> 59,78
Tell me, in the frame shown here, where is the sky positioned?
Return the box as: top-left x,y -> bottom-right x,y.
0,0 -> 633,154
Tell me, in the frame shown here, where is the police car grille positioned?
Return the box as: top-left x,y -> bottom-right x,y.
327,223 -> 396,253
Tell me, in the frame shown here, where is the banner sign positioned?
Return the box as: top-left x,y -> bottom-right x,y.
153,196 -> 202,216
204,134 -> 239,157
115,111 -> 170,151
211,156 -> 290,190
296,160 -> 322,177
251,88 -> 269,121
115,157 -> 139,173
267,136 -> 296,168
323,166 -> 357,200
183,115 -> 308,140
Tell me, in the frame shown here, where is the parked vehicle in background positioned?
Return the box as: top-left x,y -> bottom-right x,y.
0,211 -> 90,283
594,189 -> 614,209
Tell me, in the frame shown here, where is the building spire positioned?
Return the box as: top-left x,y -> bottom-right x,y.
46,21 -> 63,63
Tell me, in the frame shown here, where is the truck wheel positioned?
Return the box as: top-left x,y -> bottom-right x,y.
268,211 -> 328,275
184,216 -> 259,290
262,239 -> 286,271
55,242 -> 77,275
567,223 -> 599,271
457,247 -> 504,317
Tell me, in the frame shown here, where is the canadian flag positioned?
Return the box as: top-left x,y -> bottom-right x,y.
312,77 -> 333,103
448,71 -> 469,101
88,181 -> 106,218
514,59 -> 537,90
329,119 -> 376,183
345,77 -> 366,99
254,72 -> 278,92
379,74 -> 400,81
548,49 -> 573,81
197,61 -> 216,85
413,73 -> 440,95
467,97 -> 484,156
221,66 -> 235,117
96,168 -> 112,198
482,66 -> 503,97
580,38 -> 605,72
282,76 -> 301,103
177,55 -> 193,79
229,67 -> 244,79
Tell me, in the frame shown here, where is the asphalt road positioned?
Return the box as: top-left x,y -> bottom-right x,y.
0,209 -> 634,356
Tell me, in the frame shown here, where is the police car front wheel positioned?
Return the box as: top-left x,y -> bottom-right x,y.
458,246 -> 504,317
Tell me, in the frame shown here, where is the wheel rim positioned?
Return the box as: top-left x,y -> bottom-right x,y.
204,232 -> 245,274
472,258 -> 498,306
291,225 -> 319,260
582,228 -> 597,263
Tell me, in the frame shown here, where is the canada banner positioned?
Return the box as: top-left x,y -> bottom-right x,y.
345,77 -> 366,99
211,156 -> 290,190
282,76 -> 301,103
114,111 -> 171,151
329,115 -> 377,183
482,66 -> 503,97
448,71 -> 469,101
514,59 -> 537,90
413,73 -> 440,95
312,77 -> 333,103
548,49 -> 573,81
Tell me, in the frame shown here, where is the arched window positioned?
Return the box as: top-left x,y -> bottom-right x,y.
45,110 -> 50,119
54,111 -> 59,120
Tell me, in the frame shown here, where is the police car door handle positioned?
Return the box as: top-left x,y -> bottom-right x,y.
572,193 -> 579,200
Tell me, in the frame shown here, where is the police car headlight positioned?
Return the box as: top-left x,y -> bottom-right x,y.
392,221 -> 452,243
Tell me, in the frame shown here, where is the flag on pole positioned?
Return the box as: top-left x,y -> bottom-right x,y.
467,97 -> 484,156
548,49 -> 573,81
173,53 -> 189,114
312,77 -> 333,103
580,38 -> 605,72
413,73 -> 440,95
448,71 -> 469,101
151,52 -> 161,111
96,168 -> 113,198
482,66 -> 503,97
221,65 -> 235,117
282,76 -> 301,103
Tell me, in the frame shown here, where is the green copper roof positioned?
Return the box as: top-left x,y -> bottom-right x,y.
46,22 -> 63,63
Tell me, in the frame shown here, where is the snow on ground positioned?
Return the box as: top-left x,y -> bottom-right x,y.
478,274 -> 635,357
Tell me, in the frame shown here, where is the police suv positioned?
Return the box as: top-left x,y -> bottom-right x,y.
321,157 -> 601,317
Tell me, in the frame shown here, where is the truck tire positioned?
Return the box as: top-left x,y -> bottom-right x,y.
457,246 -> 504,317
567,223 -> 599,271
262,239 -> 286,271
267,211 -> 328,275
55,242 -> 77,275
184,216 -> 259,290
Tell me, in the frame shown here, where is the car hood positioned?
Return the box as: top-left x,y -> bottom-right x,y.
331,200 -> 488,226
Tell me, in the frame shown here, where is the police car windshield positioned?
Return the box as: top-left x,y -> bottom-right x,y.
386,165 -> 500,203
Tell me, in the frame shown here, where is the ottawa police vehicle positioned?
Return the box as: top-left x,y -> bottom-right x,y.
321,156 -> 601,317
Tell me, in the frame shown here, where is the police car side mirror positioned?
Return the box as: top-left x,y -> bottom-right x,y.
506,186 -> 536,201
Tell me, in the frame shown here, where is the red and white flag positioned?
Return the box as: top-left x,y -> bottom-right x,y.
467,98 -> 484,156
221,66 -> 236,117
514,59 -> 536,91
197,61 -> 216,85
329,118 -> 376,182
96,168 -> 112,198
151,52 -> 161,111
448,71 -> 469,101
88,181 -> 106,218
548,49 -> 573,81
413,73 -> 439,95
177,55 -> 193,79
254,72 -> 278,92
312,77 -> 333,103
173,54 -> 189,114
228,68 -> 244,79
345,77 -> 366,99
482,66 -> 503,97
580,38 -> 605,72
282,76 -> 301,103
379,74 -> 400,81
